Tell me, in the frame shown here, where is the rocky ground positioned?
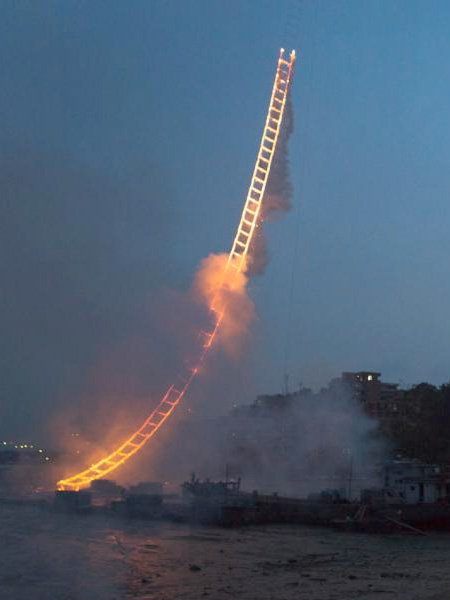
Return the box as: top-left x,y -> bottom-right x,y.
1,505 -> 450,599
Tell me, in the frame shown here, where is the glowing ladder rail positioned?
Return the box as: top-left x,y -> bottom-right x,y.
228,49 -> 296,273
57,48 -> 296,491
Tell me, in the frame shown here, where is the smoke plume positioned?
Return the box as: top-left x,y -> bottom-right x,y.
247,92 -> 294,277
192,252 -> 255,356
151,379 -> 387,499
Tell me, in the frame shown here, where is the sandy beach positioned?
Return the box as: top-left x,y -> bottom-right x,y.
2,505 -> 450,599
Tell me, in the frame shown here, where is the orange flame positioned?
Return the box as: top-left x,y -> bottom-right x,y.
193,252 -> 255,356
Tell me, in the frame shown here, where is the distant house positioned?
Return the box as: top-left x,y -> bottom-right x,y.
384,460 -> 450,504
339,371 -> 422,429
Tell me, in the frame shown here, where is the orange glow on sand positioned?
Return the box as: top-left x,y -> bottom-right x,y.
57,49 -> 296,491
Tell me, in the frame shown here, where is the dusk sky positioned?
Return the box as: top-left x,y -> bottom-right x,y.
2,1 -> 450,439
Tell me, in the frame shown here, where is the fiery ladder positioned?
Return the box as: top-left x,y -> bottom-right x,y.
57,48 -> 296,491
228,49 -> 296,273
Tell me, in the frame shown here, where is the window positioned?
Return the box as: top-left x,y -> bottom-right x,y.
368,375 -> 373,381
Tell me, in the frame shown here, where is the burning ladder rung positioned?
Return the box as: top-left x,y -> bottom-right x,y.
98,463 -> 114,472
254,176 -> 265,184
140,425 -> 155,434
89,468 -> 103,475
238,230 -> 250,238
266,126 -> 277,134
157,411 -> 168,418
235,240 -> 246,248
164,399 -> 177,407
139,430 -> 155,439
116,445 -> 134,454
243,219 -> 253,226
138,425 -> 155,434
246,206 -> 259,215
90,468 -> 104,475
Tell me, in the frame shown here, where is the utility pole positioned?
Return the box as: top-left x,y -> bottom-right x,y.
283,373 -> 289,395
348,454 -> 353,501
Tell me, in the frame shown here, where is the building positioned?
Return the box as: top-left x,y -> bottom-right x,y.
384,460 -> 450,504
0,441 -> 55,496
340,371 -> 402,420
338,371 -> 422,429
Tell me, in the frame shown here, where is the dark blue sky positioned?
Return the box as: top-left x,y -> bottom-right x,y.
1,1 -> 450,437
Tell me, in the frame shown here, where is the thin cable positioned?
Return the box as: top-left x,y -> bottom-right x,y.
283,1 -> 318,388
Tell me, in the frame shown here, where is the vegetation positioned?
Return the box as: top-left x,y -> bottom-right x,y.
384,383 -> 450,464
